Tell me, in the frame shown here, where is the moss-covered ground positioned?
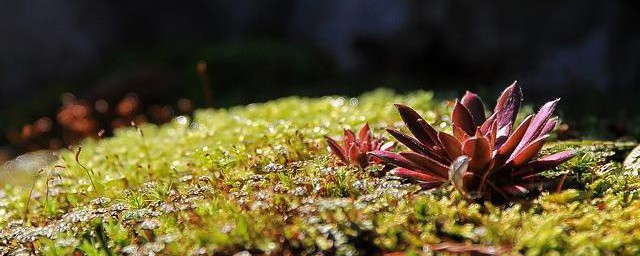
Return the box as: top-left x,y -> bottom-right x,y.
1,90 -> 640,255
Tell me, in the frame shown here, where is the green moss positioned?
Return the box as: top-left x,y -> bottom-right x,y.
1,89 -> 639,255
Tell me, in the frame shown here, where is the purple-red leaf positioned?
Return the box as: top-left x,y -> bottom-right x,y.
540,118 -> 557,137
417,119 -> 440,147
493,81 -> 522,131
325,136 -> 348,164
512,99 -> 559,156
347,144 -> 361,165
488,120 -> 498,149
368,150 -> 419,170
452,100 -> 477,135
509,135 -> 549,167
386,128 -> 449,166
394,104 -> 436,146
358,123 -> 371,142
480,113 -> 496,134
343,129 -> 356,149
400,152 -> 449,179
438,132 -> 462,160
497,115 -> 533,158
525,150 -> 577,169
461,91 -> 486,125
386,129 -> 430,155
391,167 -> 447,183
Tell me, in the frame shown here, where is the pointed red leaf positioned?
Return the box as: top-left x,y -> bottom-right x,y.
452,100 -> 476,135
417,119 -> 440,147
394,104 -> 436,146
461,91 -> 486,125
480,113 -> 496,134
512,99 -> 559,156
509,135 -> 549,167
358,123 -> 371,142
493,81 -> 522,131
525,150 -> 577,169
391,167 -> 447,183
488,120 -> 498,150
358,140 -> 370,153
368,150 -> 420,170
325,136 -> 348,164
400,152 -> 449,179
384,128 -> 449,164
540,118 -> 557,137
343,129 -> 356,149
438,132 -> 462,160
386,129 -> 430,155
347,144 -> 362,166
496,115 -> 533,158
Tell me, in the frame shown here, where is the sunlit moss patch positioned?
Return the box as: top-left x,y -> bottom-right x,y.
0,89 -> 638,255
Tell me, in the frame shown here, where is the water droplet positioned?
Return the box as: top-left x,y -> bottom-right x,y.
175,116 -> 188,125
331,97 -> 345,107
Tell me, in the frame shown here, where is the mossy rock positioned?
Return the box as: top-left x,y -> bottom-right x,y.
1,90 -> 639,255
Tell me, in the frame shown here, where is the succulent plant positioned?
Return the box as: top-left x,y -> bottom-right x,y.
325,123 -> 394,169
370,82 -> 577,202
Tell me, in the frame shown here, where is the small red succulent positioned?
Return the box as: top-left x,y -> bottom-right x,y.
370,82 -> 577,202
325,123 -> 394,168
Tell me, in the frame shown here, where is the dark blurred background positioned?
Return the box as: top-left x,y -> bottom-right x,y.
2,0 -> 640,160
